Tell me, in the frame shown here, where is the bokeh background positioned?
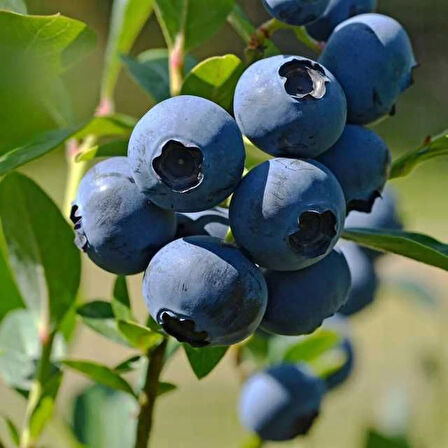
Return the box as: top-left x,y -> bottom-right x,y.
1,0 -> 448,447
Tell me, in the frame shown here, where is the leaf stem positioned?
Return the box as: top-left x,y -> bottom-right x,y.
169,34 -> 185,97
20,331 -> 56,448
134,337 -> 168,448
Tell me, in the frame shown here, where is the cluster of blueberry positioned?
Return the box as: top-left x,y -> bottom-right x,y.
71,0 -> 413,442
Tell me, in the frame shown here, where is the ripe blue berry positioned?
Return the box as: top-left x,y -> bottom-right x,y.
337,242 -> 378,315
306,0 -> 377,41
239,364 -> 325,441
143,236 -> 268,347
229,158 -> 346,271
71,157 -> 176,275
319,14 -> 417,124
176,207 -> 229,239
345,185 -> 403,259
234,55 -> 347,158
262,0 -> 331,26
128,95 -> 245,212
317,125 -> 391,213
261,250 -> 351,335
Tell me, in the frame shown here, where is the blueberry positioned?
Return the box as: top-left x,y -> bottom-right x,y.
337,242 -> 379,316
239,364 -> 325,441
176,207 -> 229,239
322,315 -> 354,389
345,185 -> 403,259
229,158 -> 346,271
261,250 -> 351,335
306,0 -> 377,41
234,55 -> 347,158
262,0 -> 331,26
317,125 -> 391,213
128,95 -> 245,212
319,13 -> 417,124
71,157 -> 176,275
142,236 -> 268,347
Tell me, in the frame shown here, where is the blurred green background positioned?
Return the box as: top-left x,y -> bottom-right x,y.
1,0 -> 448,447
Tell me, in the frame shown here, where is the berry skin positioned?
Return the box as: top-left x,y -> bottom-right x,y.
176,207 -> 229,239
316,125 -> 391,213
234,55 -> 347,158
262,0 -> 331,26
229,158 -> 346,271
128,95 -> 245,212
239,364 -> 325,441
71,157 -> 176,275
306,0 -> 377,41
337,242 -> 378,316
261,250 -> 351,335
319,14 -> 417,124
345,185 -> 403,259
142,236 -> 268,347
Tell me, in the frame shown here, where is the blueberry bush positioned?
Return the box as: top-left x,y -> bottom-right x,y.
0,1 -> 447,447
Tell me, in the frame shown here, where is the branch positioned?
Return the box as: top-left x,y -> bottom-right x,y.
134,338 -> 168,448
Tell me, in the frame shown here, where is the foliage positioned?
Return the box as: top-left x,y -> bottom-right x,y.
0,1 -> 446,448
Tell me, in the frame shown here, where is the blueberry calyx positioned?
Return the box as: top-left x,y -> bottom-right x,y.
279,59 -> 330,100
289,210 -> 337,257
157,309 -> 209,347
152,140 -> 204,193
347,190 -> 382,214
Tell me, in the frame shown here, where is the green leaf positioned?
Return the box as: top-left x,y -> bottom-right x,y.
114,355 -> 143,374
0,228 -> 24,323
0,310 -> 65,391
112,277 -> 133,321
0,125 -> 82,175
0,0 -> 27,14
74,114 -> 135,141
184,345 -> 228,379
365,429 -> 412,448
146,315 -> 162,333
76,140 -> 128,162
308,347 -> 348,379
157,381 -> 177,396
343,229 -> 448,271
72,385 -> 137,448
240,434 -> 264,448
117,320 -> 164,352
102,0 -> 155,99
244,137 -> 271,169
282,329 -> 341,363
227,4 -> 280,57
180,54 -> 244,112
155,0 -> 234,51
0,173 -> 81,329
390,130 -> 448,179
77,301 -> 130,347
0,11 -> 96,151
1,416 -> 20,446
165,338 -> 181,363
63,360 -> 136,397
28,369 -> 62,440
122,49 -> 196,103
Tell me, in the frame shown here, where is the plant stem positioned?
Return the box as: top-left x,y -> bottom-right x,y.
20,331 -> 56,448
134,338 -> 168,448
169,34 -> 185,97
293,27 -> 323,54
